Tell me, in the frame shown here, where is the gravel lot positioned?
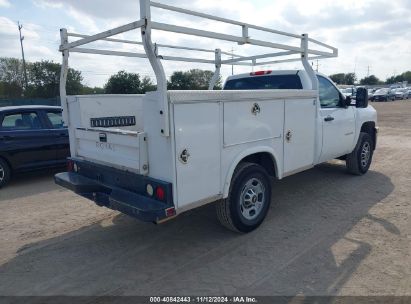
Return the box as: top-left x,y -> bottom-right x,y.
0,101 -> 410,296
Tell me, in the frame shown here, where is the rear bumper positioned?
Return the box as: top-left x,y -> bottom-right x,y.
54,160 -> 175,222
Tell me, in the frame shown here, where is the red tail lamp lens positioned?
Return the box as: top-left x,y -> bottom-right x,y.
165,207 -> 176,217
250,70 -> 272,76
67,160 -> 74,172
155,186 -> 166,201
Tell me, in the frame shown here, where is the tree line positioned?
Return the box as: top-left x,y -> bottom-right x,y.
0,57 -> 221,99
0,57 -> 85,98
1,57 -> 410,99
329,71 -> 411,86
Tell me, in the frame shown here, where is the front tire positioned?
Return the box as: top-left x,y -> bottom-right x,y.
0,158 -> 11,188
346,132 -> 374,175
216,162 -> 272,233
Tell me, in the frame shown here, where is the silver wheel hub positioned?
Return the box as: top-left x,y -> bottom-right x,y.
240,178 -> 265,220
361,142 -> 371,168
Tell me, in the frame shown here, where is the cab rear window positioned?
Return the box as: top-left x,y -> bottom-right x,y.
224,74 -> 303,90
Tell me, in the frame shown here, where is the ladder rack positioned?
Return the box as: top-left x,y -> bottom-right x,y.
59,0 -> 338,137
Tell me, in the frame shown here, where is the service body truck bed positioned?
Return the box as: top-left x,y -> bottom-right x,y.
55,0 -> 377,232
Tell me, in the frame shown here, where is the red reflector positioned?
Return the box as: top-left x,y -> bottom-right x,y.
155,186 -> 165,201
165,207 -> 176,217
67,160 -> 74,172
250,70 -> 272,76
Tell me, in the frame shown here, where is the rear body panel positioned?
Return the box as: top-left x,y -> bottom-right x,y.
66,95 -> 148,175
75,128 -> 148,174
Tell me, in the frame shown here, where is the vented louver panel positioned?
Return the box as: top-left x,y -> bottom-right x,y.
90,116 -> 136,128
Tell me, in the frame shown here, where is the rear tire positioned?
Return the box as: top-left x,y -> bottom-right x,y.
216,162 -> 272,233
0,158 -> 11,188
346,132 -> 373,175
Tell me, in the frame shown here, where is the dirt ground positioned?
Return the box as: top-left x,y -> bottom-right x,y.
0,101 -> 410,296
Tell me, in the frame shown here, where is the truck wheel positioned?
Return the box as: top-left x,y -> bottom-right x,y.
346,132 -> 373,175
0,158 -> 11,188
216,162 -> 271,233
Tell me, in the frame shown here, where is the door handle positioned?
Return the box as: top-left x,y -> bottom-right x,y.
324,116 -> 335,122
0,135 -> 12,140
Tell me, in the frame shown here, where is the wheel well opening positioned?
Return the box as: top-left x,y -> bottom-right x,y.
0,156 -> 11,168
0,155 -> 12,177
241,152 -> 277,178
361,122 -> 376,149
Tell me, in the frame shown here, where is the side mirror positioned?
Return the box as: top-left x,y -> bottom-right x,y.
344,95 -> 352,107
356,87 -> 368,108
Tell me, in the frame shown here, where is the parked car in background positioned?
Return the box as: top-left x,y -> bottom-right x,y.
406,87 -> 411,98
390,84 -> 402,90
367,88 -> 381,101
0,106 -> 69,187
340,87 -> 357,100
367,89 -> 375,101
393,88 -> 408,100
373,88 -> 395,102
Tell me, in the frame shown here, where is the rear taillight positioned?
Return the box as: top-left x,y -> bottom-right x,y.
67,159 -> 74,172
155,186 -> 165,201
250,70 -> 272,76
165,207 -> 176,217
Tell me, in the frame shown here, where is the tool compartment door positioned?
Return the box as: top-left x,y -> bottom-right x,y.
283,98 -> 317,174
174,102 -> 221,209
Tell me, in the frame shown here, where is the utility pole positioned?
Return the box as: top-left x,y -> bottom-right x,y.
316,59 -> 319,72
353,56 -> 357,76
367,65 -> 371,77
18,21 -> 29,91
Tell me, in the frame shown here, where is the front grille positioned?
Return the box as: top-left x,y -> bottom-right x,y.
90,116 -> 136,128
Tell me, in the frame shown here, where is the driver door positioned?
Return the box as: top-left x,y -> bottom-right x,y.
318,76 -> 355,163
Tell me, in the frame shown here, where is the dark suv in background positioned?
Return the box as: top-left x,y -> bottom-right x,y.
0,106 -> 70,187
373,88 -> 395,102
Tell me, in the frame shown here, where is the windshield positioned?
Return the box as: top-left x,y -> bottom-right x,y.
224,74 -> 303,90
340,88 -> 355,94
375,89 -> 388,94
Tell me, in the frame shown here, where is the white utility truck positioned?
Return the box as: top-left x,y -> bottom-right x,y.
55,0 -> 378,232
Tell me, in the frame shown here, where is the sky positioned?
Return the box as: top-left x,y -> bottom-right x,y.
0,0 -> 410,87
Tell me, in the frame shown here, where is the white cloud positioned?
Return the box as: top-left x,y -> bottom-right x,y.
0,0 -> 10,8
32,0 -> 61,9
0,16 -> 57,62
2,0 -> 411,86
66,7 -> 99,33
0,17 -> 41,40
